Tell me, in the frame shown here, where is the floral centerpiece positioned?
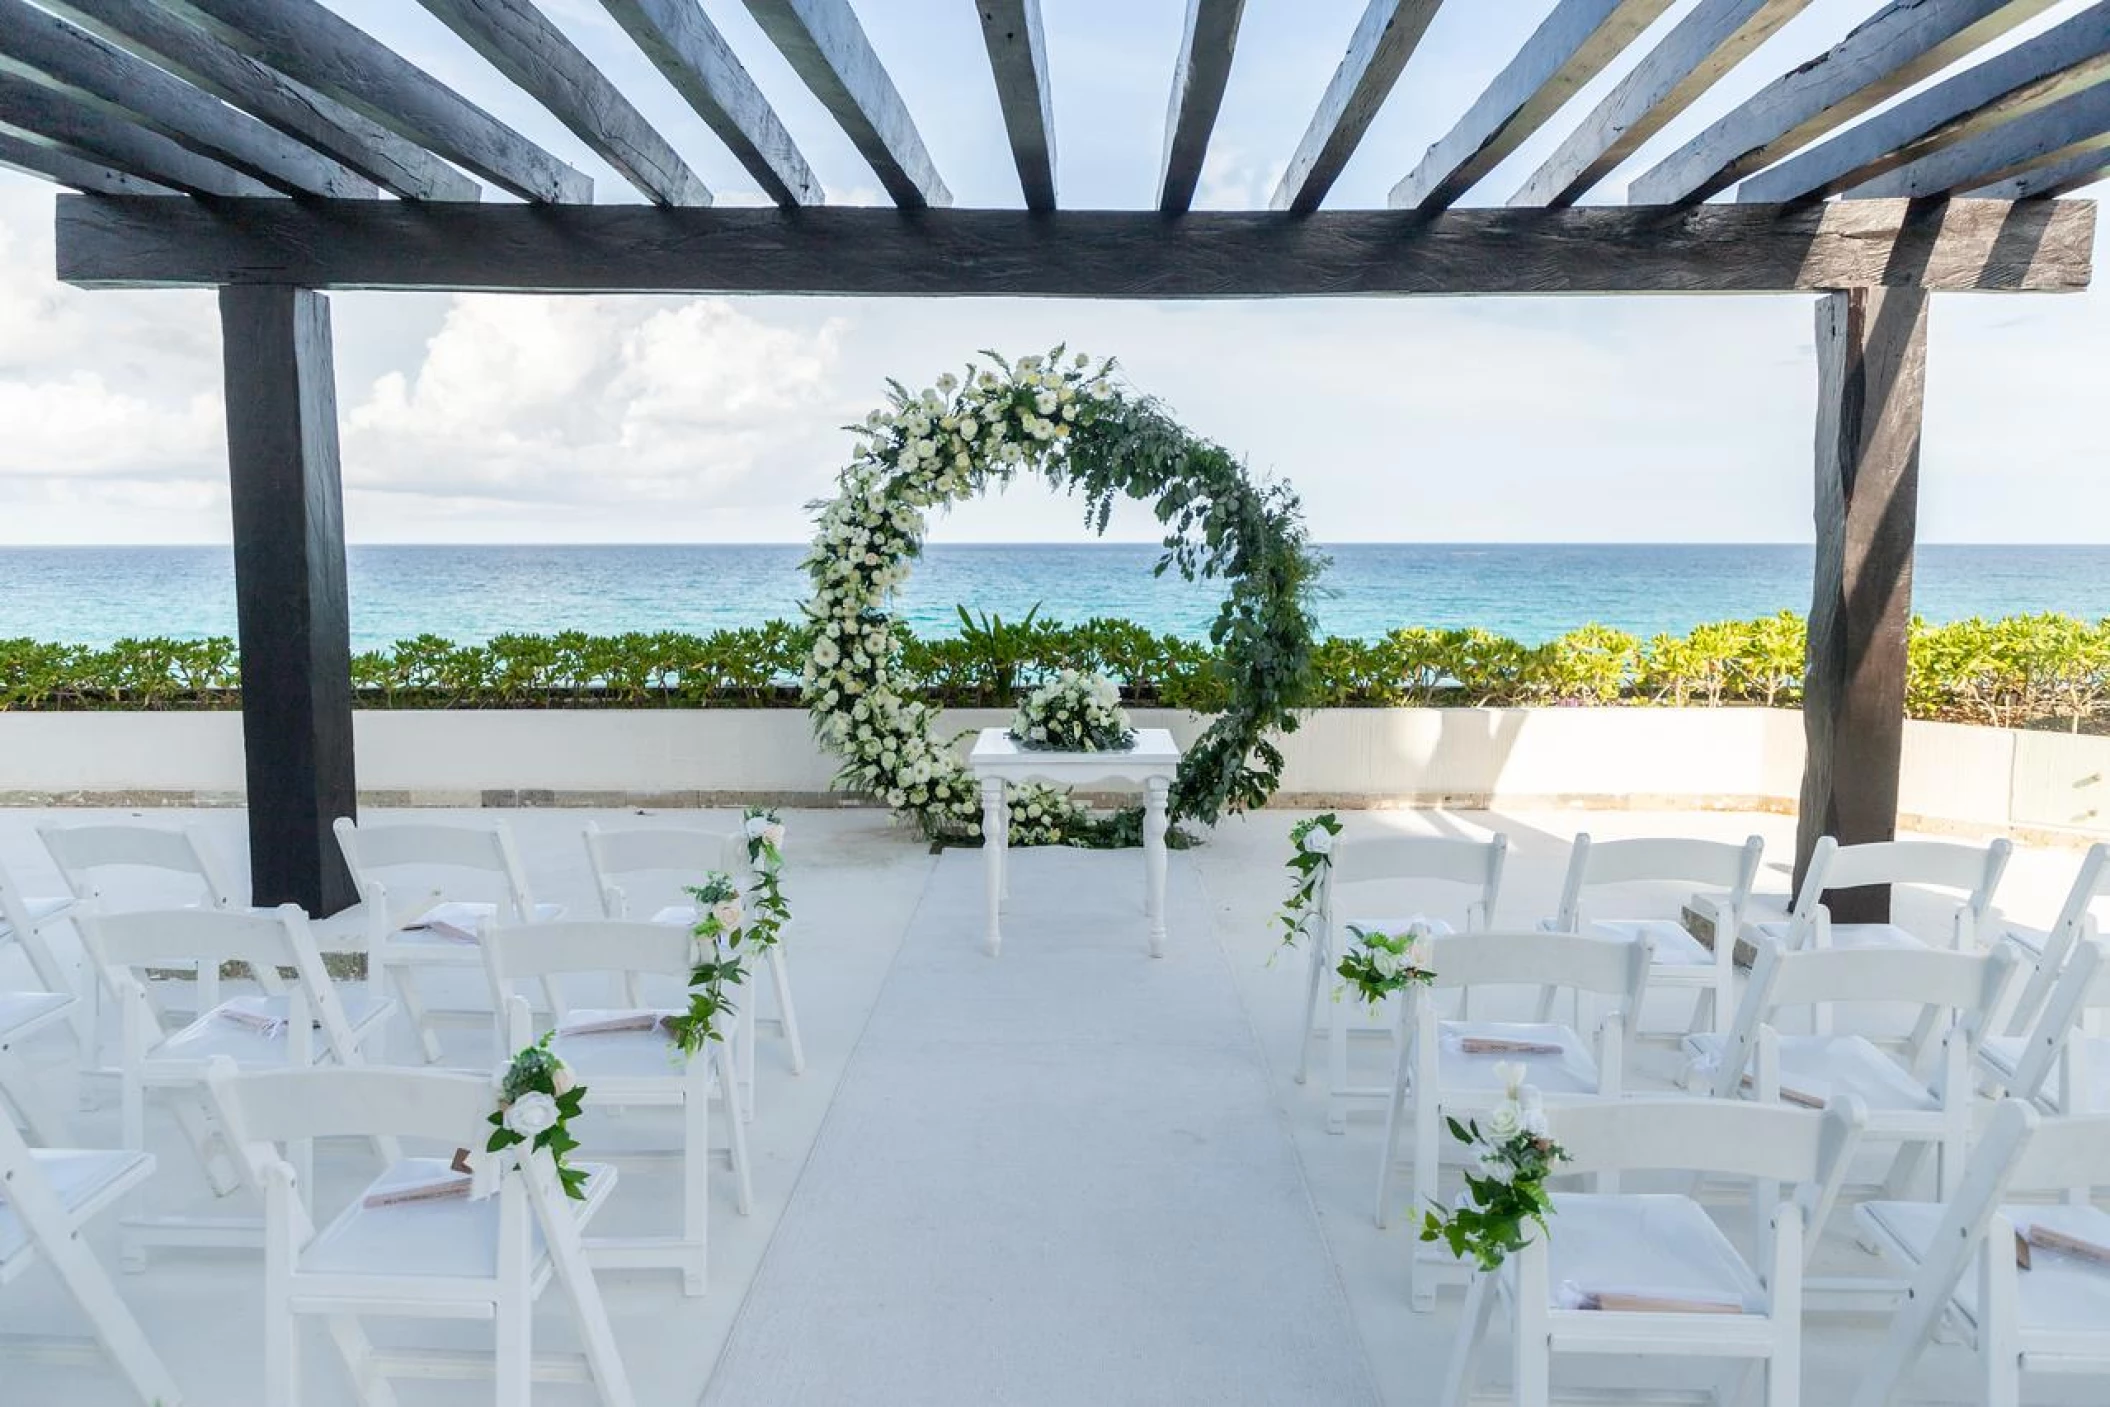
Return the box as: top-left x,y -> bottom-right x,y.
1008,668 -> 1135,753
1337,921 -> 1437,1009
1275,813 -> 1341,951
1420,1063 -> 1566,1271
486,1034 -> 589,1201
666,872 -> 749,1058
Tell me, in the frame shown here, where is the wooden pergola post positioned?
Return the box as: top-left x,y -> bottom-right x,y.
218,284 -> 358,914
1794,285 -> 1928,922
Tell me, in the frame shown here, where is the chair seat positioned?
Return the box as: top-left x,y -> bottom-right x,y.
0,1148 -> 155,1264
1541,1193 -> 1765,1314
549,1009 -> 723,1082
1538,917 -> 1710,968
1750,918 -> 1927,952
389,901 -> 566,949
649,905 -> 698,928
0,989 -> 76,1041
149,991 -> 391,1068
301,1157 -> 615,1280
0,894 -> 72,940
1860,1200 -> 2110,1335
1684,1032 -> 1938,1112
1981,1034 -> 2110,1112
1435,1021 -> 1597,1095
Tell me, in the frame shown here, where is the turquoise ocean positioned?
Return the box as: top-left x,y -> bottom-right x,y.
4,543 -> 2109,653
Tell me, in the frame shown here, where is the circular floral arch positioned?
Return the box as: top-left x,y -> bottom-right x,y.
801,348 -> 1321,845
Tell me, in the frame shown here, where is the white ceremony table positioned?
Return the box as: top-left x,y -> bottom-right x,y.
967,727 -> 1182,959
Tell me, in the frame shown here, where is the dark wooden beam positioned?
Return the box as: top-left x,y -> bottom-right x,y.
1972,145 -> 2110,198
1392,0 -> 1675,212
218,286 -> 357,917
1158,0 -> 1245,213
599,0 -> 819,206
1270,0 -> 1444,214
0,74 -> 277,197
40,0 -> 480,202
0,0 -> 374,197
1849,81 -> 2110,198
0,125 -> 175,194
54,194 -> 2095,296
163,0 -> 591,203
1742,3 -> 2110,204
414,0 -> 708,206
1630,0 -> 2060,206
1514,0 -> 1813,208
975,0 -> 1057,210
1795,286 -> 1928,924
739,0 -> 949,208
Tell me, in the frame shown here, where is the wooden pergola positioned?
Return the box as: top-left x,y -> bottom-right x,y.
3,0 -> 2104,917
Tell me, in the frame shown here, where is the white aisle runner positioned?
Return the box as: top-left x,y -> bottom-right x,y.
703,845 -> 1379,1406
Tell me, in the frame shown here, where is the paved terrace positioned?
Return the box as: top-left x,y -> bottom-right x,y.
0,803 -> 2097,1406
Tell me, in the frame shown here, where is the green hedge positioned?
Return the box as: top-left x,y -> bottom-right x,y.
6,611 -> 2110,729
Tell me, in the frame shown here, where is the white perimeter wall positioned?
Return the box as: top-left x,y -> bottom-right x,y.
4,708 -> 2107,841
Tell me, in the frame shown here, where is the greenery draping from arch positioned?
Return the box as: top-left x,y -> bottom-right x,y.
799,348 -> 1321,845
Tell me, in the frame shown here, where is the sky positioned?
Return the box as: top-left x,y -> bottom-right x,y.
0,0 -> 2105,547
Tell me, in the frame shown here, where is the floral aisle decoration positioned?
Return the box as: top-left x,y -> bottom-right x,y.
487,1034 -> 590,1201
1336,921 -> 1437,1009
1420,1062 -> 1566,1271
740,807 -> 790,953
1009,669 -> 1135,752
1275,813 -> 1341,950
666,873 -> 749,1058
801,347 -> 1321,848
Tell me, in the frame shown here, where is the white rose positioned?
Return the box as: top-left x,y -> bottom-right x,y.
711,898 -> 745,932
1371,948 -> 1403,978
502,1091 -> 560,1139
1486,1100 -> 1522,1140
1522,1105 -> 1550,1138
762,822 -> 786,849
550,1065 -> 577,1097
745,814 -> 770,839
1301,828 -> 1334,855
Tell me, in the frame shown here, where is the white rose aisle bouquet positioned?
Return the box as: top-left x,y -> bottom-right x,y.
1007,668 -> 1135,753
666,871 -> 750,1058
487,1034 -> 589,1201
1420,1062 -> 1566,1271
740,807 -> 791,953
1336,921 -> 1437,1009
1274,813 -> 1341,951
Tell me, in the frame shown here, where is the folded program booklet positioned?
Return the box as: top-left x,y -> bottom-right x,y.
2024,1223 -> 2110,1267
362,1174 -> 472,1209
557,1012 -> 675,1038
1458,1037 -> 1563,1056
1572,1290 -> 1745,1314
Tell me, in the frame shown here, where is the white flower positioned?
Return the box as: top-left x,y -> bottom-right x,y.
1074,352 -> 1089,369
1522,1105 -> 1550,1138
1486,1099 -> 1522,1139
744,814 -> 770,839
551,1065 -> 577,1097
762,821 -> 786,849
1301,828 -> 1334,856
1370,947 -> 1403,978
1491,1061 -> 1528,1099
937,372 -> 958,394
711,898 -> 744,932
503,1091 -> 560,1139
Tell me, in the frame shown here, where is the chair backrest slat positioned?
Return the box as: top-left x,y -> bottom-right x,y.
583,822 -> 746,918
1555,834 -> 1763,927
334,816 -> 536,917
1424,929 -> 1651,1005
1548,1095 -> 1863,1188
1814,838 -> 2009,909
207,1062 -> 493,1149
77,905 -> 303,976
483,918 -> 693,984
1331,834 -> 1505,891
37,821 -> 234,908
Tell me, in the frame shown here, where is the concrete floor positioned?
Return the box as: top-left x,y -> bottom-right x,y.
0,802 -> 2100,1405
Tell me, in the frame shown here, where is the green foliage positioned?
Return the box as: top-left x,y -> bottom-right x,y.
16,611 -> 2110,733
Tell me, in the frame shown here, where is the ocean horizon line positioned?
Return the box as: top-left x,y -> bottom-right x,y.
7,539 -> 2110,552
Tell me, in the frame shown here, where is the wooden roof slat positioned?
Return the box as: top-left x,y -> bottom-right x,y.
1158,0 -> 1245,213
164,0 -> 592,203
1848,78 -> 2110,196
599,0 -> 820,206
40,0 -> 481,202
1629,0 -> 2060,206
413,0 -> 708,207
739,0 -> 950,209
1270,0 -> 1445,214
975,0 -> 1057,210
0,124 -> 176,194
1741,2 -> 2110,203
1392,0 -> 1676,212
54,193 -> 2095,296
0,0 -> 374,198
0,72 -> 277,197
1970,142 -> 2110,196
1513,0 -> 1813,208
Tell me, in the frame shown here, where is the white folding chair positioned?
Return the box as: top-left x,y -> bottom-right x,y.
1993,841 -> 2110,1037
39,819 -> 241,1042
75,904 -> 394,1265
1750,836 -> 2010,955
483,923 -> 753,1295
1979,937 -> 2110,1115
333,816 -> 561,1064
0,850 -> 92,1046
1540,833 -> 1764,1036
204,1059 -> 634,1407
1378,928 -> 1650,1309
0,1113 -> 179,1405
1687,935 -> 2016,1216
1298,830 -> 1507,1134
1444,1096 -> 1867,1407
0,984 -> 78,1147
585,820 -> 806,1119
1853,1100 -> 2110,1407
